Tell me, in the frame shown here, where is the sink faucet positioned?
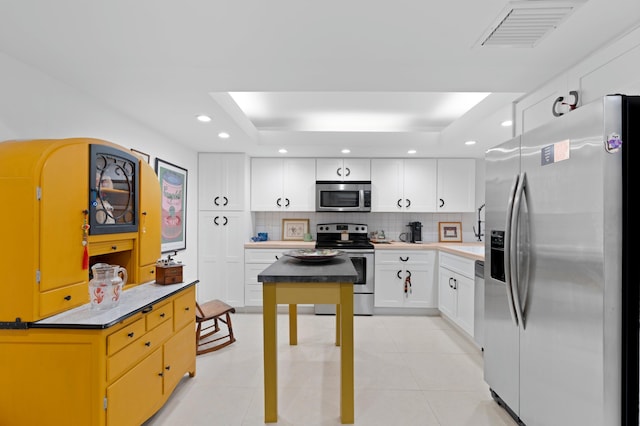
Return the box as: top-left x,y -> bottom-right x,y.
473,204 -> 485,241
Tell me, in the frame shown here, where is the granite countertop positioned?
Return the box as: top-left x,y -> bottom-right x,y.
33,279 -> 198,329
258,253 -> 358,283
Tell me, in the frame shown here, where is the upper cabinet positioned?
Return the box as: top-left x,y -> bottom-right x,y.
316,158 -> 370,181
371,159 -> 437,212
251,158 -> 316,211
436,159 -> 476,212
198,153 -> 247,211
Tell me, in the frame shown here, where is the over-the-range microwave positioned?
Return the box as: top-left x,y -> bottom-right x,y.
315,181 -> 371,212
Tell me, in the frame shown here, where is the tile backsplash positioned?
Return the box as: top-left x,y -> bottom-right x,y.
252,211 -> 484,243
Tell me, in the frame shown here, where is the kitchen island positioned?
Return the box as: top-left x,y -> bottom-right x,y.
258,253 -> 358,424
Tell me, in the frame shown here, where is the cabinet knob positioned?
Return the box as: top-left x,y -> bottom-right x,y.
142,211 -> 147,216
165,365 -> 171,371
111,246 -> 117,250
185,307 -> 190,311
145,341 -> 151,347
64,295 -> 72,301
160,313 -> 165,318
128,332 -> 135,338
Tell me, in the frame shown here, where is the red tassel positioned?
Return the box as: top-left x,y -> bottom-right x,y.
82,246 -> 89,270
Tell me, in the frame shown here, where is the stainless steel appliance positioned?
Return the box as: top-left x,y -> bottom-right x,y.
484,95 -> 637,425
473,260 -> 484,350
315,181 -> 371,212
314,223 -> 374,315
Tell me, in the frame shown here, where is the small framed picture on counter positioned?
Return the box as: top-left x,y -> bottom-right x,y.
439,222 -> 462,242
282,218 -> 309,241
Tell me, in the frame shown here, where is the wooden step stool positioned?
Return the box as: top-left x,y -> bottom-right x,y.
195,299 -> 236,355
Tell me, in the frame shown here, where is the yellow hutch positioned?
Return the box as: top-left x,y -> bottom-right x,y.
0,138 -> 197,425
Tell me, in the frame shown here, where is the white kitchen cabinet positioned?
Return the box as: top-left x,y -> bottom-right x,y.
374,250 -> 437,308
371,159 -> 437,212
198,153 -> 247,211
438,252 -> 475,336
244,249 -> 285,306
198,211 -> 245,307
316,158 -> 371,181
251,158 -> 316,211
436,159 -> 476,212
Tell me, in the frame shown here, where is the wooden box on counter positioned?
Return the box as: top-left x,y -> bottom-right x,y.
156,264 -> 184,284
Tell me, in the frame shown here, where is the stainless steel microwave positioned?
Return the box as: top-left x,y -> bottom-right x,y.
316,181 -> 371,212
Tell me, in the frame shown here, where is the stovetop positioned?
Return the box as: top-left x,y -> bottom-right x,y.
315,223 -> 374,250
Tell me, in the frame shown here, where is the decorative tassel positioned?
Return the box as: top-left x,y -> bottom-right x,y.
82,210 -> 90,270
82,245 -> 89,270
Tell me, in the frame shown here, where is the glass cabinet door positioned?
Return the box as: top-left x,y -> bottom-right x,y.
89,145 -> 139,235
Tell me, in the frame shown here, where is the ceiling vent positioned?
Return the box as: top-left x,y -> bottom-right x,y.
476,0 -> 586,48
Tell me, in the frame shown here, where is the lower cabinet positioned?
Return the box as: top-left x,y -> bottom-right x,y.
0,285 -> 196,426
244,249 -> 284,306
438,252 -> 475,336
374,250 -> 437,308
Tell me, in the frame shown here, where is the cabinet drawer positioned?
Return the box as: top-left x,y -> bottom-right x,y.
173,286 -> 196,331
439,252 -> 474,278
245,249 -> 284,263
376,251 -> 434,264
107,319 -> 172,382
89,239 -> 134,256
145,301 -> 172,331
39,281 -> 89,318
138,264 -> 156,283
107,318 -> 146,356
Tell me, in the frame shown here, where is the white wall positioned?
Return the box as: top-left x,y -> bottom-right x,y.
0,53 -> 199,275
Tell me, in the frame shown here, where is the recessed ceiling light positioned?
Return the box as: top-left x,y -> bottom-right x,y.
465,140 -> 477,146
278,148 -> 288,154
341,149 -> 351,154
218,132 -> 230,139
501,120 -> 513,127
408,149 -> 417,154
196,114 -> 212,123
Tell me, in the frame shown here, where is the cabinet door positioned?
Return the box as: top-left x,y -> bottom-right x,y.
199,153 -> 246,211
438,267 -> 457,320
316,158 -> 370,181
437,159 -> 476,212
455,273 -> 475,336
371,159 -> 404,212
197,211 -> 245,306
282,158 -> 316,211
139,160 -> 162,278
251,158 -> 284,211
107,349 -> 163,426
374,263 -> 404,307
344,159 -> 371,181
402,159 -> 437,212
316,158 -> 344,181
163,323 -> 196,395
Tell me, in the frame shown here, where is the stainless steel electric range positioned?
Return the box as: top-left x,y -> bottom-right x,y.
314,223 -> 374,315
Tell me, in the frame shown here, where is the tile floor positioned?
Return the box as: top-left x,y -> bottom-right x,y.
144,312 -> 518,426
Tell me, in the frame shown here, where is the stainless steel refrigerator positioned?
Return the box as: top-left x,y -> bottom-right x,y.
484,94 -> 637,425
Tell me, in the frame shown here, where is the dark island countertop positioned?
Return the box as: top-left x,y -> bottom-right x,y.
258,253 -> 358,283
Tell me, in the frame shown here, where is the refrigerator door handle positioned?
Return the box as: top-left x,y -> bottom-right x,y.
504,174 -> 520,326
510,172 -> 526,328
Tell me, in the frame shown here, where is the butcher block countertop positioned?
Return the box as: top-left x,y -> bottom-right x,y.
245,240 -> 484,261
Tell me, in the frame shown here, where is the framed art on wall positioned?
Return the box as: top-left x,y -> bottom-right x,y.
155,158 -> 188,252
438,222 -> 462,242
282,218 -> 309,241
131,148 -> 150,164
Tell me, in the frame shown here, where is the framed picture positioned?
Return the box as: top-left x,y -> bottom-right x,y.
131,148 -> 150,164
155,158 -> 188,252
439,222 -> 462,242
282,218 -> 309,241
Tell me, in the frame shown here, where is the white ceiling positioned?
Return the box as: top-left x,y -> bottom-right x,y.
0,0 -> 638,158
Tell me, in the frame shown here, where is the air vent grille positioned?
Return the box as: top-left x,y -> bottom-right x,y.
477,1 -> 586,48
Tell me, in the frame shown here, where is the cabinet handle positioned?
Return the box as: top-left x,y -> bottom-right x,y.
406,270 -> 411,278
158,372 -> 164,377
345,167 -> 351,176
399,256 -> 409,262
213,216 -> 219,226
276,198 -> 282,207
453,278 -> 457,290
142,211 -> 147,216
165,365 -> 171,371
285,198 -> 290,207
223,216 -> 228,226
337,167 -> 342,177
397,199 -> 402,208
128,332 -> 135,338
111,246 -> 117,250
405,199 -> 411,208
214,196 -> 220,206
160,313 -> 165,318
397,270 -> 402,279
439,198 -> 445,208
275,255 -> 279,260
448,277 -> 453,289
223,196 -> 228,206
150,269 -> 155,274
185,307 -> 190,311
64,295 -> 72,301
145,341 -> 151,347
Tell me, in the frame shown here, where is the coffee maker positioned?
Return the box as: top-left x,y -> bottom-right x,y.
408,221 -> 422,243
